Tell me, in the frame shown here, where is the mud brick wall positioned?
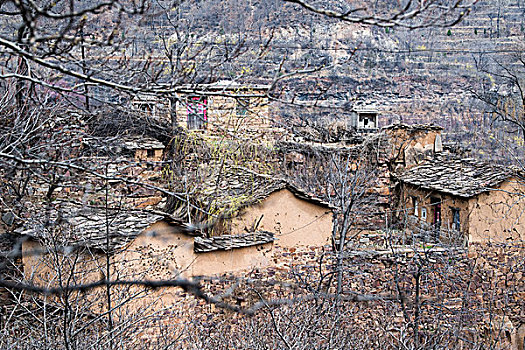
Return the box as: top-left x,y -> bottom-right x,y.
131,242 -> 524,349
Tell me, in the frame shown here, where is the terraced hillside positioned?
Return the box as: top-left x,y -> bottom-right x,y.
273,0 -> 523,123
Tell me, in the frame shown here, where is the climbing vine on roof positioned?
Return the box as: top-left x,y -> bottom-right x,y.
162,132 -> 279,233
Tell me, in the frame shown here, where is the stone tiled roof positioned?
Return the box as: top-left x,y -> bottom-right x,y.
15,204 -> 165,252
194,231 -> 274,253
382,123 -> 443,132
121,135 -> 165,150
397,158 -> 516,198
185,167 -> 333,219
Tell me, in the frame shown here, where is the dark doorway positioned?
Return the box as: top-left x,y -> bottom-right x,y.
430,197 -> 441,239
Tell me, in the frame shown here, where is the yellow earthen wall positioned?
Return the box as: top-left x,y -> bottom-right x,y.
229,189 -> 333,248
22,239 -> 108,310
22,240 -> 105,286
117,221 -> 273,279
467,178 -> 525,243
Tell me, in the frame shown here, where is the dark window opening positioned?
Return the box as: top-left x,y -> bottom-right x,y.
430,197 -> 441,238
236,98 -> 249,116
139,103 -> 153,112
421,208 -> 427,221
430,197 -> 441,224
147,149 -> 155,158
187,96 -> 207,129
412,196 -> 419,217
358,113 -> 377,129
452,208 -> 460,231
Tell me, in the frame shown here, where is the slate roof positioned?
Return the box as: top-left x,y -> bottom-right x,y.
382,123 -> 443,132
15,204 -> 165,252
194,231 -> 274,253
397,158 -> 517,198
180,166 -> 333,220
121,135 -> 165,150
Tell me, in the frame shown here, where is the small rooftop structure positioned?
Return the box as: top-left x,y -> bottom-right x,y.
121,135 -> 165,161
122,136 -> 165,151
350,107 -> 379,132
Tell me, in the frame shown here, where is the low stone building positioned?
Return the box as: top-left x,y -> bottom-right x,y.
20,171 -> 334,289
349,108 -> 379,132
122,135 -> 165,162
396,157 -> 525,244
174,80 -> 271,136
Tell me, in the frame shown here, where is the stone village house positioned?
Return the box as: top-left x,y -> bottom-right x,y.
122,135 -> 165,162
20,170 -> 333,283
279,122 -> 525,245
378,123 -> 524,244
173,80 -> 271,136
396,157 -> 525,243
130,80 -> 272,137
8,120 -> 525,348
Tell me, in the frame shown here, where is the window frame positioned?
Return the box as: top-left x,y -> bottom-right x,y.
186,96 -> 208,130
235,97 -> 250,117
421,207 -> 427,221
412,196 -> 419,217
451,208 -> 461,231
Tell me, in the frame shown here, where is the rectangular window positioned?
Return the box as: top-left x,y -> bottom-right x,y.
421,208 -> 427,221
358,113 -> 377,129
187,96 -> 207,129
236,98 -> 249,116
412,196 -> 419,217
452,208 -> 461,231
147,149 -> 155,158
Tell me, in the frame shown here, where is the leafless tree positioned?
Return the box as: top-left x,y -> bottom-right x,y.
1,0 -> 506,348
471,36 -> 525,164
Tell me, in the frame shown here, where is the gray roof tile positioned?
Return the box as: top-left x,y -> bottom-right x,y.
397,158 -> 516,198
